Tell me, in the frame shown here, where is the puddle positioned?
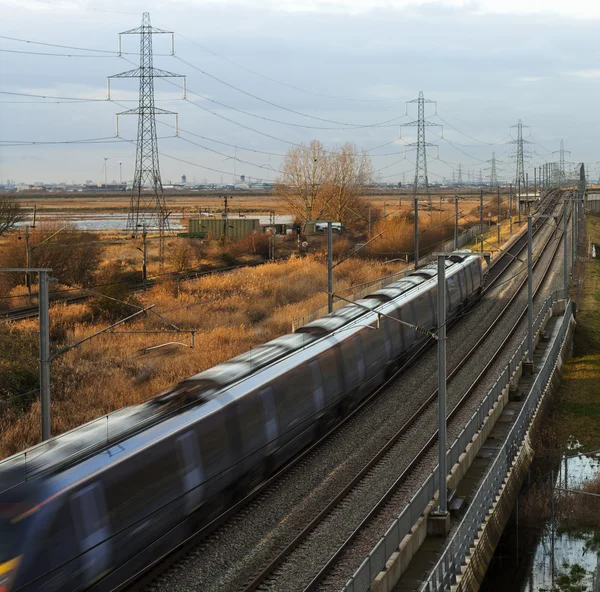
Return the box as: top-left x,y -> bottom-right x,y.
481,445 -> 600,592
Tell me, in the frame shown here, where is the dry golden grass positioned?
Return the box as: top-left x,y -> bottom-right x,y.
0,254 -> 405,458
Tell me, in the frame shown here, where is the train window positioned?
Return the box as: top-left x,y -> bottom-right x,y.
105,447 -> 181,526
413,294 -> 433,330
198,413 -> 231,477
273,365 -> 315,428
33,500 -> 78,576
464,266 -> 473,294
237,390 -> 265,453
359,326 -> 387,372
457,270 -> 466,301
309,360 -> 325,410
319,348 -> 340,398
340,336 -> 364,389
429,286 -> 438,326
381,314 -> 399,355
399,303 -> 416,348
446,275 -> 460,310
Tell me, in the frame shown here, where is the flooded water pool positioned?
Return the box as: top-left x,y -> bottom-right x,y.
482,448 -> 600,592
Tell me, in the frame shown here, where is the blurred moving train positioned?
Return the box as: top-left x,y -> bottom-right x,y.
0,252 -> 484,592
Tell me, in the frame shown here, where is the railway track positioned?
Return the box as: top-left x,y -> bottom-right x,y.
235,192 -> 566,592
126,192 -> 566,592
0,260 -> 268,322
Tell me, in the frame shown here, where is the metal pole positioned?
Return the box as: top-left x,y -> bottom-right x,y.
25,225 -> 32,303
509,184 -> 513,235
414,198 -> 419,269
527,215 -> 533,363
534,167 -> 537,200
142,227 -> 148,290
327,221 -> 333,314
479,190 -> 484,253
572,193 -> 577,276
497,186 -> 501,244
454,195 -> 459,250
518,179 -> 521,223
39,270 -> 51,441
437,254 -> 447,514
564,198 -> 568,295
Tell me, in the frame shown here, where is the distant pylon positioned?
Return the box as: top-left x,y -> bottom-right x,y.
403,91 -> 441,213
484,152 -> 499,187
109,12 -> 186,269
457,163 -> 463,185
552,140 -> 571,188
508,119 -> 532,192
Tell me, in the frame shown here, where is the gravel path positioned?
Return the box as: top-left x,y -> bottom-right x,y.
146,202 -> 565,592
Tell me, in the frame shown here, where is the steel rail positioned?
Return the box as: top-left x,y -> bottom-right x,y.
123,192 -> 561,592
300,194 -> 567,592
240,192 -> 564,592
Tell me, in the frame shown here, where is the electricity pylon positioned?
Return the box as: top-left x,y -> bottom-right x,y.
487,152 -> 498,186
508,119 -> 532,193
552,140 -> 571,188
109,12 -> 186,269
457,163 -> 463,185
403,91 -> 441,213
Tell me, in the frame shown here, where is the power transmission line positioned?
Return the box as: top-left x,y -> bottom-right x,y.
174,55 -> 409,129
171,31 -> 410,104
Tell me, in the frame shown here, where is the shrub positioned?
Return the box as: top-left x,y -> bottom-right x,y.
86,261 -> 142,322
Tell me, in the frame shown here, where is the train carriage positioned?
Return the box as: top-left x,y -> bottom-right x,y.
0,253 -> 484,592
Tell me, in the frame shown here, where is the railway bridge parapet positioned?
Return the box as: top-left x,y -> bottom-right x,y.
342,291 -> 575,592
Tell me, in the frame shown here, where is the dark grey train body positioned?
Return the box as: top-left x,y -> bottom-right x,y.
0,253 -> 484,592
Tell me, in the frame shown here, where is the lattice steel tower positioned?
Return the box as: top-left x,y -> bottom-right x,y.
508,119 -> 531,192
109,13 -> 185,265
484,152 -> 498,187
552,140 -> 570,188
403,91 -> 440,211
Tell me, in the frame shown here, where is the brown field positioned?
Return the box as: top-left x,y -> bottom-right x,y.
0,253 -> 408,458
0,189 -> 521,458
13,189 -> 496,218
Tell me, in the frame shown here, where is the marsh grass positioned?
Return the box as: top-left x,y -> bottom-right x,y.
0,254 -> 404,457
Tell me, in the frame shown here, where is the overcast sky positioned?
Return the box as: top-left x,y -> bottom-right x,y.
1,0 -> 600,185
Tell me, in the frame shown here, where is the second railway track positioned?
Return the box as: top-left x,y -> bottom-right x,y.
134,191 -> 568,592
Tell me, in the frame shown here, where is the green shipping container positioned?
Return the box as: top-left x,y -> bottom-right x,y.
189,217 -> 261,240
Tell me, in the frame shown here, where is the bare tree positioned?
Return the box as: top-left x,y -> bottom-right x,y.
0,197 -> 24,236
276,141 -> 373,230
276,140 -> 332,227
325,143 -> 373,227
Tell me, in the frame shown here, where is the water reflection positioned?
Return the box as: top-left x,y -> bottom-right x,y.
524,450 -> 599,592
